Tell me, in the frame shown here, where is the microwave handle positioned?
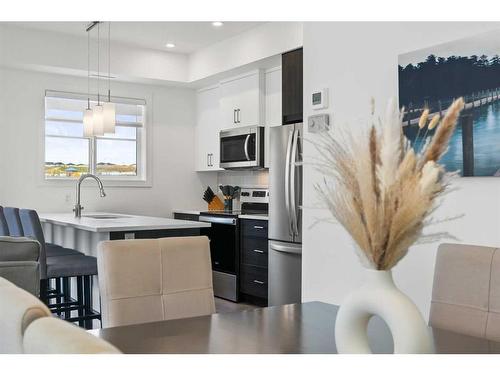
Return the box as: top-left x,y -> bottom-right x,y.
244,134 -> 251,161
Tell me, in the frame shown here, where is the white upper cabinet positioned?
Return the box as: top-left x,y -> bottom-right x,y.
195,85 -> 222,172
264,66 -> 282,168
220,70 -> 265,129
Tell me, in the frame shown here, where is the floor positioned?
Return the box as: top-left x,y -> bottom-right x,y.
214,297 -> 259,313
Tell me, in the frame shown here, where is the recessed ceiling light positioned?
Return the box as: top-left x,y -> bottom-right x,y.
212,21 -> 223,27
165,43 -> 176,48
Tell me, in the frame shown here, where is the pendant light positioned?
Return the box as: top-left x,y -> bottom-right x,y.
83,29 -> 94,137
82,21 -> 114,137
92,22 -> 104,136
102,21 -> 116,134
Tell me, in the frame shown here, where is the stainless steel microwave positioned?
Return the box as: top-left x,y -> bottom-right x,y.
219,126 -> 265,169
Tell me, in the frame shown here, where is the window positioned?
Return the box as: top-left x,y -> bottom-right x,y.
44,91 -> 146,181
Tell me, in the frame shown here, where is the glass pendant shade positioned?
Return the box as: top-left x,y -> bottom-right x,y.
103,101 -> 116,134
83,108 -> 94,137
92,104 -> 104,136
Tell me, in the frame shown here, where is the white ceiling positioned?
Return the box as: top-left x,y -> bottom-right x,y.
9,21 -> 265,54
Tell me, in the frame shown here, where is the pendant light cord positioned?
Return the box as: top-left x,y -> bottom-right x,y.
87,29 -> 90,110
108,22 -> 111,103
97,22 -> 100,105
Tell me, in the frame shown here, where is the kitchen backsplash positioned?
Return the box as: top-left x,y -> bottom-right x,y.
217,170 -> 269,188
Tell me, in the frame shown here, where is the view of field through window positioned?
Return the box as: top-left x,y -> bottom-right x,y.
44,96 -> 143,178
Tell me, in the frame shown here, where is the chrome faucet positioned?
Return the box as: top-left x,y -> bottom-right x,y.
73,174 -> 106,217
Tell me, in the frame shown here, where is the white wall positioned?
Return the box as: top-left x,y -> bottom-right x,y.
302,22 -> 500,320
188,22 -> 302,82
0,24 -> 189,85
0,67 -> 216,216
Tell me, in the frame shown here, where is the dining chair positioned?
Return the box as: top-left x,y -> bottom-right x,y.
430,243 -> 500,339
97,236 -> 216,328
23,316 -> 120,354
0,276 -> 51,353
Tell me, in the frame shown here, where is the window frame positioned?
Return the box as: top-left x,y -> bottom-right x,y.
40,90 -> 152,188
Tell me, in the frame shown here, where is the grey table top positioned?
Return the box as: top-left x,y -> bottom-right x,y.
91,302 -> 500,354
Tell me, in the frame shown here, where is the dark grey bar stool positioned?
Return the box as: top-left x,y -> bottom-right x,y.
0,207 -> 9,236
18,208 -> 100,328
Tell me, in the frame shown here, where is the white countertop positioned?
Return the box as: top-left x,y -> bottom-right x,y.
172,209 -> 202,215
39,212 -> 211,233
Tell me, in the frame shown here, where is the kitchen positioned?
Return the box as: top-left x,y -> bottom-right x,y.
0,22 -> 305,321
173,47 -> 303,308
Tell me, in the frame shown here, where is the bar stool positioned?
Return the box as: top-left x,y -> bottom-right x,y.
18,208 -> 100,328
0,207 -> 9,236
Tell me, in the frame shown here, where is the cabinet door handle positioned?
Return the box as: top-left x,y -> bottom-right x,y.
207,153 -> 210,167
253,280 -> 265,285
233,109 -> 237,124
209,153 -> 213,167
253,249 -> 264,253
237,109 -> 241,123
254,225 -> 264,229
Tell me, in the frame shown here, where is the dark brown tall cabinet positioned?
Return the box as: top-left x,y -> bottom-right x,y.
282,47 -> 303,125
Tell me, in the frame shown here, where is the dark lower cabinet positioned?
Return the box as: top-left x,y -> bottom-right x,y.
240,219 -> 269,306
240,264 -> 268,299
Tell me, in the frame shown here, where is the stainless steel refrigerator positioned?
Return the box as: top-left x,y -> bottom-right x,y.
268,123 -> 303,306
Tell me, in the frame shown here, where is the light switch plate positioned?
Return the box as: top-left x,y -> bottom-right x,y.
308,114 -> 330,133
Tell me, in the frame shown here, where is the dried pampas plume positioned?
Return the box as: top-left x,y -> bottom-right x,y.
313,98 -> 464,270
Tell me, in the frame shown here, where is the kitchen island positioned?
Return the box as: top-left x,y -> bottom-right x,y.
39,212 -> 211,323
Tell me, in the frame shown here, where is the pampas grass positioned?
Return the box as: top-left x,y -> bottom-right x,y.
313,98 -> 464,270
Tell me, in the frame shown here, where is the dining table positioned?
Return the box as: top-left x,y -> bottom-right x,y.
90,301 -> 500,354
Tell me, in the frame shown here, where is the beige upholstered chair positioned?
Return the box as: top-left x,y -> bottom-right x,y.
23,317 -> 120,354
430,243 -> 500,340
97,236 -> 215,328
0,276 -> 51,353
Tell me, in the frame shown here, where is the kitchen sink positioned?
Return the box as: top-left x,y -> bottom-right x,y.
82,214 -> 130,219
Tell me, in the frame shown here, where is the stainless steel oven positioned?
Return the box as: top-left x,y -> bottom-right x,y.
199,214 -> 240,302
219,126 -> 264,169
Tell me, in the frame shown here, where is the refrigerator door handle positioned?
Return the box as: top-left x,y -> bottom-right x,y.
290,129 -> 299,237
284,129 -> 294,236
269,242 -> 302,255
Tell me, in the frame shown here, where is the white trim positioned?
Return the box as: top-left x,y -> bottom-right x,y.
219,69 -> 262,85
197,83 -> 220,93
265,66 -> 282,74
45,89 -> 146,105
45,117 -> 143,128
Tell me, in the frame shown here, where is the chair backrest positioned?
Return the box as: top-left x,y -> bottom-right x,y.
0,236 -> 40,295
0,276 -> 51,353
430,243 -> 500,340
4,207 -> 24,236
0,207 -> 10,236
97,236 -> 215,328
19,209 -> 46,280
23,317 -> 121,354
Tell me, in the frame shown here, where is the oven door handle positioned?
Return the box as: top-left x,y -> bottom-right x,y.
199,215 -> 237,225
244,134 -> 251,161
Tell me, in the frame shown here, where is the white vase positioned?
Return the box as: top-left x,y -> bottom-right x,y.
335,269 -> 433,354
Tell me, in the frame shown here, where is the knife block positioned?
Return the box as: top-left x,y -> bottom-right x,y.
208,196 -> 224,211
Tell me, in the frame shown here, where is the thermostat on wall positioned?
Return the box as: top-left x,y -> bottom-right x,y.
312,88 -> 328,110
